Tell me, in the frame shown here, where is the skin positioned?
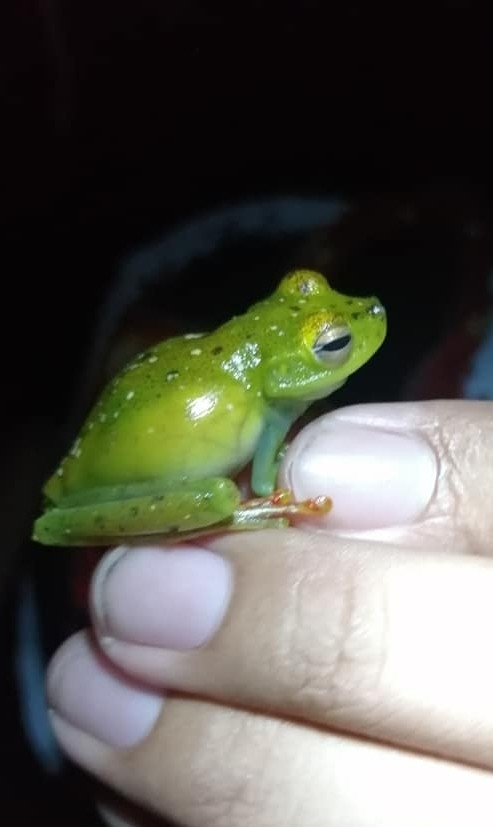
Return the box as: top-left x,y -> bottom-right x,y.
32,270 -> 386,546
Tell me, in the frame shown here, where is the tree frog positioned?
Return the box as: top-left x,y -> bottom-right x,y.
32,270 -> 386,546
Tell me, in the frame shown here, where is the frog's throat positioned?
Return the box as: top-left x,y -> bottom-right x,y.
302,377 -> 347,402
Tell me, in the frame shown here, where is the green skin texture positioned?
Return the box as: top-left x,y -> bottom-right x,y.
33,270 -> 387,546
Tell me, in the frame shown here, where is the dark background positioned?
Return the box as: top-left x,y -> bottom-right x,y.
2,1 -> 493,822
5,1 -> 493,412
4,2 -> 493,419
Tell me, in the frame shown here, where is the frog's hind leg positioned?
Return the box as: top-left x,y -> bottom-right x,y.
166,488 -> 333,544
32,477 -> 241,546
33,481 -> 333,547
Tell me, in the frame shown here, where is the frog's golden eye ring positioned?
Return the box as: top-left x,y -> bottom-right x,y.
312,325 -> 353,366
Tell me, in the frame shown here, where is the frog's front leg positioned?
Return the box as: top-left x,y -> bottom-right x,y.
251,404 -> 306,496
32,477 -> 241,546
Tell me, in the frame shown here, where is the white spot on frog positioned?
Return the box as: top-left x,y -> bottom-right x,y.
126,390 -> 135,400
69,437 -> 81,457
187,393 -> 217,420
148,355 -> 158,364
190,348 -> 202,356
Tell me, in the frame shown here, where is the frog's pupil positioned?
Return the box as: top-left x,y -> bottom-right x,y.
318,335 -> 351,352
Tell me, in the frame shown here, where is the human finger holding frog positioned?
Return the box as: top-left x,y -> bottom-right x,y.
38,272 -> 493,826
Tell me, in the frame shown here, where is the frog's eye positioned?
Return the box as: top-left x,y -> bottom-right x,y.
312,326 -> 352,366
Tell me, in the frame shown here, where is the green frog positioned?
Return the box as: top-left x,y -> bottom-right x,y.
33,270 -> 386,546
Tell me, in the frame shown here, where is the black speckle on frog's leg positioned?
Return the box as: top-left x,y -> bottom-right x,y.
211,345 -> 224,355
94,515 -> 106,528
165,370 -> 179,382
131,506 -> 140,517
290,305 -> 300,312
351,312 -> 361,320
153,495 -> 165,502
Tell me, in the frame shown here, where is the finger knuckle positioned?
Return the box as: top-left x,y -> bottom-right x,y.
185,710 -> 287,827
284,559 -> 388,720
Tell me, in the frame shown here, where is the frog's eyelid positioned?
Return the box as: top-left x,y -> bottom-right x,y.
312,324 -> 351,348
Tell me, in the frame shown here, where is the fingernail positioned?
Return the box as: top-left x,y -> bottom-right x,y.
46,631 -> 163,748
91,545 -> 233,650
281,409 -> 438,530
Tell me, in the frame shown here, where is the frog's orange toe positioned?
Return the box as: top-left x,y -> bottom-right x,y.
307,495 -> 333,514
294,495 -> 333,516
269,488 -> 294,506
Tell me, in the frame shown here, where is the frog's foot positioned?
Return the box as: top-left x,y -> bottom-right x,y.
230,488 -> 332,529
244,487 -> 332,515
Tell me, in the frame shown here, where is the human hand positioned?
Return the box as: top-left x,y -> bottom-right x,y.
46,400 -> 493,826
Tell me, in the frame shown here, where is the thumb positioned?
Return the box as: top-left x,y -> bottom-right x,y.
279,400 -> 493,555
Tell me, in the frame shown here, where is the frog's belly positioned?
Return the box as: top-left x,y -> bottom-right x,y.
46,395 -> 265,501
